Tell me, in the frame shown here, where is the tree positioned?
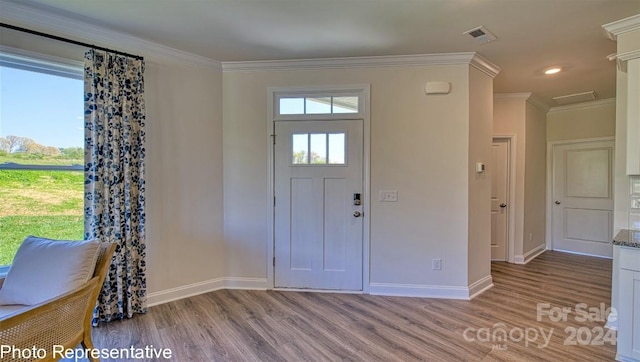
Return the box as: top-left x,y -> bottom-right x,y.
0,138 -> 9,153
43,146 -> 61,156
17,137 -> 36,153
293,150 -> 307,164
60,147 -> 83,159
2,135 -> 23,153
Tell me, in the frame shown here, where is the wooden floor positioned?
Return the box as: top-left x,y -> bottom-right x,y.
85,251 -> 615,361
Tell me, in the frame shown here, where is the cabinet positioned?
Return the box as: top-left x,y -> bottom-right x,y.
628,58 -> 640,175
617,246 -> 640,361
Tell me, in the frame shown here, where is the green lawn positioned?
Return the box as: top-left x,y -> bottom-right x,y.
0,169 -> 84,265
0,152 -> 82,166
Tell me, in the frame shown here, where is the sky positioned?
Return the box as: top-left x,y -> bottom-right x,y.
0,66 -> 84,148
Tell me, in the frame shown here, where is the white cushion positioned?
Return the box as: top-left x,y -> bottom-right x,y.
0,304 -> 29,319
0,236 -> 101,306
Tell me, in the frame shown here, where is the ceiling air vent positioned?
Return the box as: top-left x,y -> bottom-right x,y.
552,91 -> 597,105
463,26 -> 497,44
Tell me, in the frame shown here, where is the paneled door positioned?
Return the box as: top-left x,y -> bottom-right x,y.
551,140 -> 614,258
274,120 -> 363,290
491,138 -> 510,261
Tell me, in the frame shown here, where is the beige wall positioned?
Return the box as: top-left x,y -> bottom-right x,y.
493,96 -> 527,257
223,63 -> 492,293
493,94 -> 547,260
0,29 -> 227,303
547,99 -> 616,142
145,61 -> 225,297
2,23 -> 495,301
467,67 -> 493,285
523,102 -> 547,254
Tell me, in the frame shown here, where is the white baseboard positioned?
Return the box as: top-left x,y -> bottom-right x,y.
468,275 -> 494,299
552,248 -> 613,259
147,278 -> 225,307
148,276 -> 493,306
369,280 -> 486,300
147,277 -> 269,307
514,244 -> 546,264
223,277 -> 269,290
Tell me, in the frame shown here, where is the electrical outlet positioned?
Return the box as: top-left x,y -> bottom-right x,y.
529,232 -> 533,241
379,190 -> 398,202
432,258 -> 442,270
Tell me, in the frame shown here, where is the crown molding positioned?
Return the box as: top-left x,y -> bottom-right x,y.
527,94 -> 550,112
493,92 -> 550,112
603,14 -> 640,40
222,52 -> 501,77
494,92 -> 533,101
548,98 -> 616,113
469,53 -> 501,78
0,1 -> 221,68
614,49 -> 640,62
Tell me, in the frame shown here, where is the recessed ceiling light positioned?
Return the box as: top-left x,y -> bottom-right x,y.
544,67 -> 562,75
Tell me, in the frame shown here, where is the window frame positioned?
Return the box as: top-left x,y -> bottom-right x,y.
272,86 -> 366,121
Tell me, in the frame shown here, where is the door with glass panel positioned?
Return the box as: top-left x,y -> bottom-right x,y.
274,120 -> 363,290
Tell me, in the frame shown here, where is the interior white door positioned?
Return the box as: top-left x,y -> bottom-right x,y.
274,120 -> 363,290
552,140 -> 614,258
491,138 -> 509,261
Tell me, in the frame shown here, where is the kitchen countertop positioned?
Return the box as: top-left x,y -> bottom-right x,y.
613,229 -> 640,248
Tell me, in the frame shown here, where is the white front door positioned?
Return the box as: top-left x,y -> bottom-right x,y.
551,140 -> 614,258
274,120 -> 363,290
491,138 -> 510,261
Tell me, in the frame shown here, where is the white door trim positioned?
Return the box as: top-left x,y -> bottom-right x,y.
266,85 -> 371,292
492,135 -> 517,263
545,136 -> 616,252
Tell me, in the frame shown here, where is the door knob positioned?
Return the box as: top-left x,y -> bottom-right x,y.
499,203 -> 507,208
353,211 -> 362,217
555,201 -> 561,205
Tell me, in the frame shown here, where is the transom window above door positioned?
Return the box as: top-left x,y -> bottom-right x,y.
292,132 -> 346,165
279,96 -> 358,115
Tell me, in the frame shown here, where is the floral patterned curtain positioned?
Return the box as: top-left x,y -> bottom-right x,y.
84,49 -> 147,324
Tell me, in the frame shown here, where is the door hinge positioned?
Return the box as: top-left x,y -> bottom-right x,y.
274,196 -> 276,206
271,134 -> 276,145
273,257 -> 275,267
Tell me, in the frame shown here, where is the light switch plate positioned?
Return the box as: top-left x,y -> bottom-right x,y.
379,190 -> 398,202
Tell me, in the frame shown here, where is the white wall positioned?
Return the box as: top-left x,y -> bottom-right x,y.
0,26 -> 227,305
223,62 -> 494,297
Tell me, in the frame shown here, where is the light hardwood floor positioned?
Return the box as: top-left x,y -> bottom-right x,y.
85,251 -> 615,361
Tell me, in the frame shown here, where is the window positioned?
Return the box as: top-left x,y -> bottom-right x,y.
292,133 -> 346,165
0,51 -> 84,267
278,95 -> 359,116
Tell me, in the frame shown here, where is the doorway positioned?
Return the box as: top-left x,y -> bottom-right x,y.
491,138 -> 510,261
550,139 -> 614,258
274,120 -> 364,290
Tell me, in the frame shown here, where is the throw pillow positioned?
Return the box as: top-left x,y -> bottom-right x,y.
0,236 -> 101,305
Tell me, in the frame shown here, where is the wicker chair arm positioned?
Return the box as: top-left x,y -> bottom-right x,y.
0,277 -> 99,362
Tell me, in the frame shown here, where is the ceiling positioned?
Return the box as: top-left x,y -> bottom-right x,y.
2,0 -> 640,107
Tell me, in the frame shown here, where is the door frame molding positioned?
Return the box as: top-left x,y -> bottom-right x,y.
492,135 -> 517,263
545,136 -> 615,252
266,85 -> 371,292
